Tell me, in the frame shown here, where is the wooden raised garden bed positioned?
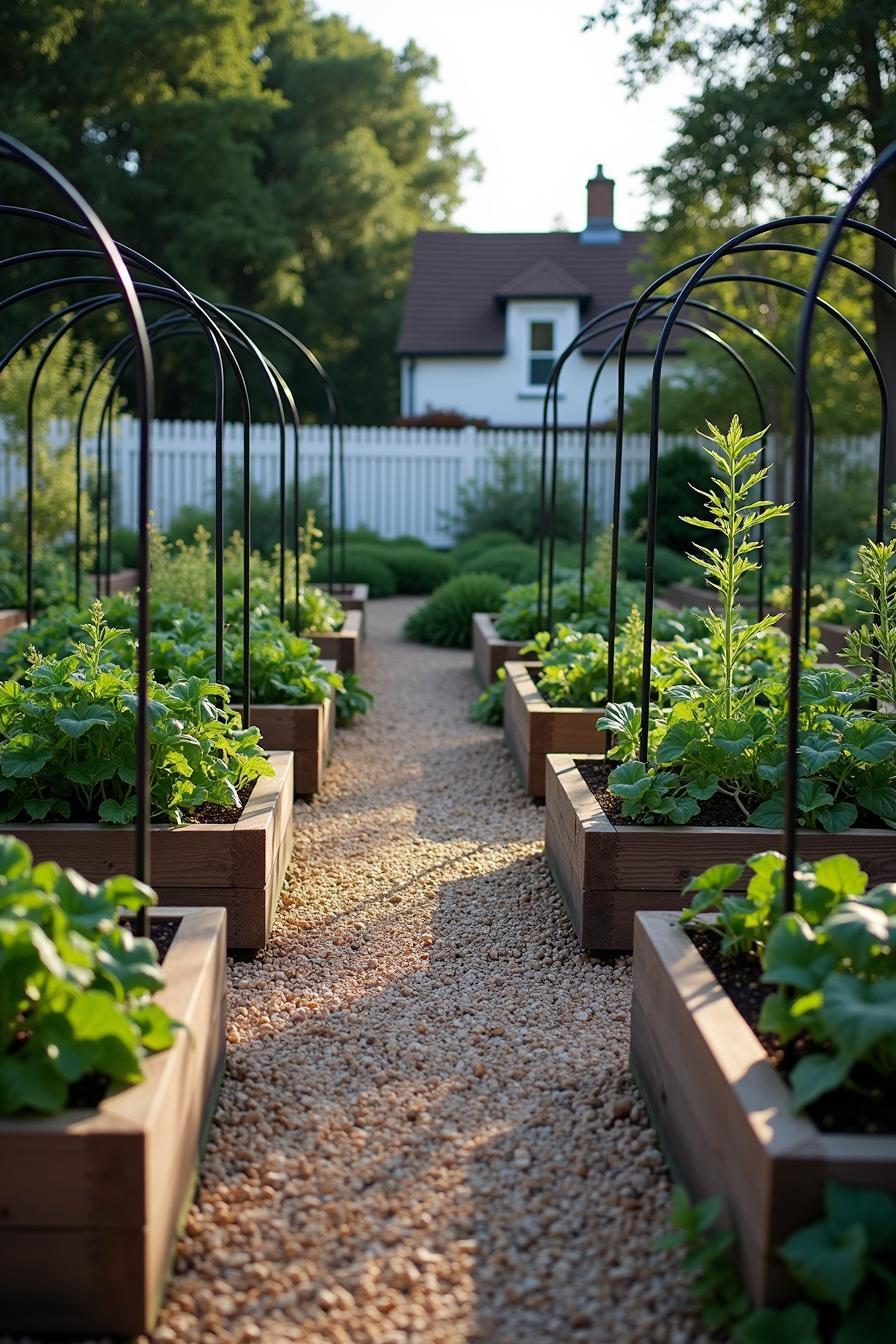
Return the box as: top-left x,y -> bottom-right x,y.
544,752 -> 896,952
0,751 -> 294,952
0,608 -> 25,635
0,905 -> 227,1336
90,566 -> 139,596
329,582 -> 368,617
311,607 -> 362,674
631,910 -> 896,1305
472,612 -> 527,687
504,661 -> 606,798
238,660 -> 336,797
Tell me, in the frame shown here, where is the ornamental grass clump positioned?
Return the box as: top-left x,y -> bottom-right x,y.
598,417 -> 896,832
0,604 -> 273,825
0,834 -> 177,1114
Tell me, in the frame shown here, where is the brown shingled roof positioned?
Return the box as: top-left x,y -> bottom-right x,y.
396,229 -> 651,356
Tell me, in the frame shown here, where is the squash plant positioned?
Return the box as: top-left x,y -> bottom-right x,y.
598,417 -> 896,832
0,604 -> 273,825
0,594 -> 372,722
0,834 -> 177,1114
681,849 -> 896,1112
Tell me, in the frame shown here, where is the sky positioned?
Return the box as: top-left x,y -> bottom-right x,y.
326,0 -> 694,233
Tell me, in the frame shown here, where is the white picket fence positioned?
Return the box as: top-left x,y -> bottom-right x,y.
0,418 -> 881,547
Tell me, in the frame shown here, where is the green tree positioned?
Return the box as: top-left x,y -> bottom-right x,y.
0,1 -> 478,423
586,2 -> 896,473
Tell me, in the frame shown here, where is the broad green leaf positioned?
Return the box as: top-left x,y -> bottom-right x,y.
0,837 -> 33,881
131,1002 -> 178,1052
789,1050 -> 854,1111
684,862 -> 744,897
815,801 -> 858,833
825,1181 -> 896,1255
98,798 -> 137,825
0,1055 -> 68,1115
655,720 -> 704,763
749,796 -> 785,829
96,927 -> 166,997
1,734 -> 52,778
842,720 -> 896,764
763,915 -> 836,991
821,974 -> 896,1059
778,1217 -> 867,1310
812,856 -> 868,899
734,1304 -> 820,1344
54,703 -> 117,738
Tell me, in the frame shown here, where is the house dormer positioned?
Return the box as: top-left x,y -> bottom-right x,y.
395,161 -> 678,424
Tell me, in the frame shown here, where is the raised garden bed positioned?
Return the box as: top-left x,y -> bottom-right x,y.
90,567 -> 139,596
311,607 -> 362,674
328,582 -> 368,617
503,661 -> 606,797
0,751 -> 294,952
544,752 -> 896,952
237,660 -> 336,797
471,612 -> 527,687
630,910 -> 896,1305
0,608 -> 25,635
0,905 -> 227,1336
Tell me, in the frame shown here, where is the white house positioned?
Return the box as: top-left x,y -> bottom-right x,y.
395,167 -> 680,427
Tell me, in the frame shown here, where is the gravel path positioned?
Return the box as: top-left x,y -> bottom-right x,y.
149,597 -> 704,1344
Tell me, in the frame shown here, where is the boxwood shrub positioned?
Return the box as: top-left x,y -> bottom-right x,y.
404,572 -> 508,647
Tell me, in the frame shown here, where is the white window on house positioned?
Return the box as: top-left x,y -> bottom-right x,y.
527,320 -> 555,386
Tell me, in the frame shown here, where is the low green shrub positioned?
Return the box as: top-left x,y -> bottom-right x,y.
451,530 -> 522,567
0,835 -> 178,1115
461,542 -> 538,583
623,444 -> 716,554
404,573 -> 508,647
314,545 -> 397,598
617,537 -> 692,587
381,546 -> 457,593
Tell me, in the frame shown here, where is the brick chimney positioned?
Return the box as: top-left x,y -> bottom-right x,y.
582,164 -> 621,244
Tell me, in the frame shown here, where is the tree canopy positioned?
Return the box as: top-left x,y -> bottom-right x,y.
587,1 -> 896,468
0,0 -> 479,422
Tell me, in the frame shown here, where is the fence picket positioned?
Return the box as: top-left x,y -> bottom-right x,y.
0,419 -> 879,548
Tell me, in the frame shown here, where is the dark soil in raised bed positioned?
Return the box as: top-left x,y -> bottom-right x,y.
689,927 -> 896,1136
190,783 -> 253,824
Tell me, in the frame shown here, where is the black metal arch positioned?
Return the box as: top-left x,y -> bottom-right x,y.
0,136 -> 155,899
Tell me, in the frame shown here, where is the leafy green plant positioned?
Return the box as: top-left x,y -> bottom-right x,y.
336,672 -> 374,725
0,604 -> 273,825
598,420 -> 896,833
469,669 -> 505,725
679,415 -> 788,718
680,849 -> 896,1111
404,573 -> 508,647
842,532 -> 896,705
0,835 -> 178,1115
664,1183 -> 896,1344
656,1186 -> 750,1330
0,595 -> 375,720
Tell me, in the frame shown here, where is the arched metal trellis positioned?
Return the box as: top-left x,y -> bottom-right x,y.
0,136 -> 155,915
